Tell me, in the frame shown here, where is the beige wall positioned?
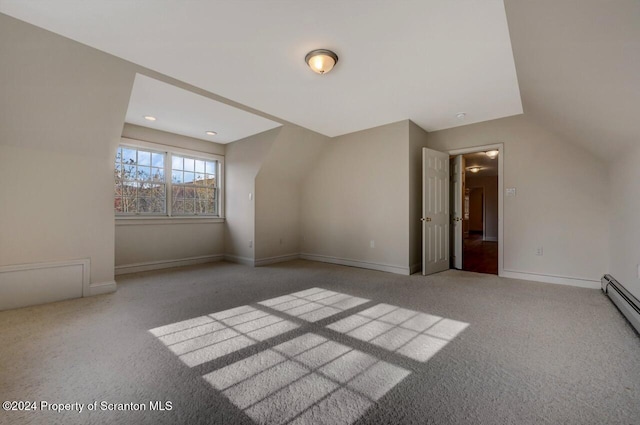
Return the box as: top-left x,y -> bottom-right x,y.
301,121 -> 411,274
466,175 -> 498,239
224,128 -> 279,262
427,114 -> 608,282
0,15 -> 134,291
608,145 -> 640,299
115,124 -> 226,270
255,125 -> 327,262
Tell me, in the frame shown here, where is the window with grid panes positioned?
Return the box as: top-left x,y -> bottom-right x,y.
115,146 -> 166,214
114,144 -> 220,217
171,155 -> 218,216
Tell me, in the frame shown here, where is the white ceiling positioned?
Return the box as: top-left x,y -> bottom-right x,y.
0,0 -> 523,138
126,74 -> 281,144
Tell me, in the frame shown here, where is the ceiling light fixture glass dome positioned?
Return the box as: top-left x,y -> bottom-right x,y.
485,150 -> 499,159
305,49 -> 339,74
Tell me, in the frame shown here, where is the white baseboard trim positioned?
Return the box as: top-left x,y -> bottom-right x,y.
223,254 -> 255,267
410,262 -> 422,275
255,254 -> 301,267
115,254 -> 224,275
502,269 -> 600,289
301,253 -> 410,275
483,236 -> 498,242
88,280 -> 117,296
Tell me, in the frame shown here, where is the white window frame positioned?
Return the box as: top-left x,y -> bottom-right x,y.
115,137 -> 225,223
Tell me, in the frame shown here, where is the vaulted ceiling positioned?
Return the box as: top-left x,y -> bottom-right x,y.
1,1 -> 637,160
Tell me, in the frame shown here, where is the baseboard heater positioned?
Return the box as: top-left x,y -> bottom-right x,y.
601,274 -> 640,334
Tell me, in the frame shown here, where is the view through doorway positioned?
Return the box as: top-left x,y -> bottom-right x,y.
452,151 -> 499,275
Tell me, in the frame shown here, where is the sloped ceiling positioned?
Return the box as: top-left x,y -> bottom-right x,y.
504,0 -> 640,160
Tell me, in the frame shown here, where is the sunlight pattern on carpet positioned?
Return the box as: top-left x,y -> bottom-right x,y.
204,333 -> 409,425
149,305 -> 299,367
150,287 -> 469,424
327,303 -> 469,362
258,287 -> 369,322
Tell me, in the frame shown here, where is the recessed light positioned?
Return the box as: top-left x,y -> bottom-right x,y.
205,131 -> 217,136
144,116 -> 157,121
456,113 -> 466,119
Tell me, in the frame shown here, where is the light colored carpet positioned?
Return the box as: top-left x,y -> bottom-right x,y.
1,260 -> 638,425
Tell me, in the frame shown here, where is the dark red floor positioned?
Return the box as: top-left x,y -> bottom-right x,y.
462,233 -> 498,275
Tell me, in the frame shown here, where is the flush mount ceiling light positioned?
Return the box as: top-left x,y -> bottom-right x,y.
305,49 -> 339,75
456,112 -> 466,119
485,150 -> 499,159
144,115 -> 157,121
468,167 -> 481,173
205,131 -> 217,136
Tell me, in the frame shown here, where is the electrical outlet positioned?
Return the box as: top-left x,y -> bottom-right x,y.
249,240 -> 253,248
370,240 -> 375,248
536,247 -> 543,256
249,192 -> 253,201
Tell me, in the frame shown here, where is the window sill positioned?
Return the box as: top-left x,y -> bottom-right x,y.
116,216 -> 225,226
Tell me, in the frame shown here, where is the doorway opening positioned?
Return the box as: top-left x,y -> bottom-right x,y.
449,149 -> 500,275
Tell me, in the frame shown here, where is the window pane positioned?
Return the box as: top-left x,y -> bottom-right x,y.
138,166 -> 151,181
206,174 -> 216,186
115,163 -> 122,179
172,185 -> 184,200
172,170 -> 183,183
195,160 -> 205,173
138,150 -> 151,166
183,158 -> 195,172
137,198 -> 150,213
184,187 -> 195,199
151,167 -> 164,181
184,199 -> 195,214
123,164 -> 136,179
173,200 -> 184,214
206,161 -> 216,174
172,156 -> 183,170
148,184 -> 165,199
152,152 -> 164,167
122,148 -> 137,164
121,183 -> 136,197
184,172 -> 195,184
121,197 -> 136,213
148,197 -> 166,214
195,173 -> 205,183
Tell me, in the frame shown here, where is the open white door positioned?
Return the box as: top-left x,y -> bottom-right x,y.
451,155 -> 465,269
422,148 -> 450,275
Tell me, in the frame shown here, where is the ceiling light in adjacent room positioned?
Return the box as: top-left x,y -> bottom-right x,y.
144,115 -> 157,121
305,49 -> 339,74
468,167 -> 480,173
205,131 -> 217,136
485,150 -> 499,159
